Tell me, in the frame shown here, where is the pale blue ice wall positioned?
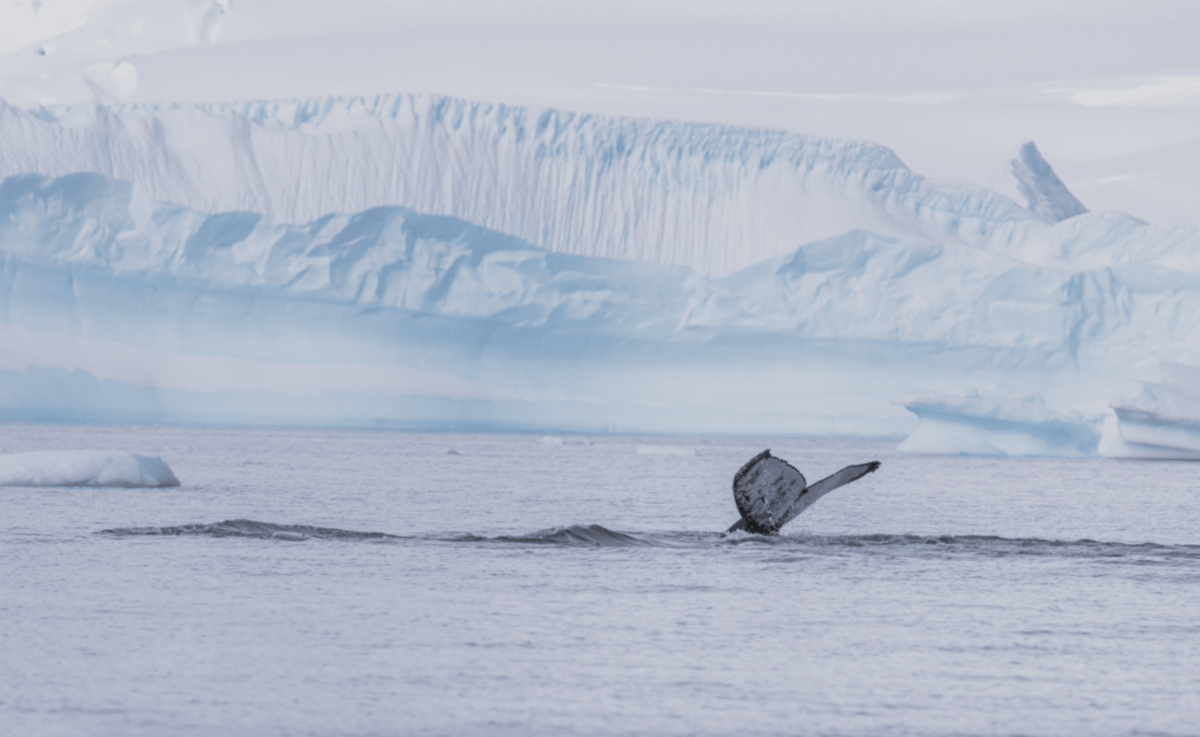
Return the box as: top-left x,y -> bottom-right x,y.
2,164 -> 1199,435
0,94 -> 1037,277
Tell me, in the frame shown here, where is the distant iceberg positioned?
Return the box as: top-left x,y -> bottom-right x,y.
896,389 -> 1102,457
0,168 -> 1197,436
1,95 -> 1199,436
1103,363 -> 1200,460
0,94 -> 1066,277
0,451 -> 181,487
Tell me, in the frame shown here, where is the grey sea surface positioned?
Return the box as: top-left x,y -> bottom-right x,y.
1,424 -> 1198,736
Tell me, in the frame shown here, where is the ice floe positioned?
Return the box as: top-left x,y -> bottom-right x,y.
1103,363 -> 1200,460
896,388 -> 1102,458
0,450 -> 180,487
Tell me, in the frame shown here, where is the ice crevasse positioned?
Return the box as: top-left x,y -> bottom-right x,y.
0,94 -> 1198,453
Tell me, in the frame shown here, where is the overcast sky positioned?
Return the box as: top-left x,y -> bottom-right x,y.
5,0 -> 1199,89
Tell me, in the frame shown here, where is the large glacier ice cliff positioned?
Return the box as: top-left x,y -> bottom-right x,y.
0,93 -> 1040,277
1,94 -> 1198,445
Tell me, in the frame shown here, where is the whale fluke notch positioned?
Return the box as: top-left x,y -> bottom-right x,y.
727,450 -> 880,535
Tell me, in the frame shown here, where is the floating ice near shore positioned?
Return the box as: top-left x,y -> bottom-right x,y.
0,450 -> 180,487
1103,363 -> 1200,460
896,389 -> 1102,458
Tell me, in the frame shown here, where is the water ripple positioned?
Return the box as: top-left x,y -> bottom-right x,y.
97,519 -> 1200,562
98,519 -> 403,542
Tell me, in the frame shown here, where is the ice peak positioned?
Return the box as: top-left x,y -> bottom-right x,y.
1011,141 -> 1088,222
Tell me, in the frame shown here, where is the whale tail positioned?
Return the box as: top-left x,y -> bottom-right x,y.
727,450 -> 880,535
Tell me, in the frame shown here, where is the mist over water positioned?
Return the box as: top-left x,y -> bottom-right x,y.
3,424 -> 1198,736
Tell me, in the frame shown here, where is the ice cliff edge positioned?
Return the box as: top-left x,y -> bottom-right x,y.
0,93 -> 1038,277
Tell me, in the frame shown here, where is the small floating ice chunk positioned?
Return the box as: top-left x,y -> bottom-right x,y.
896,388 -> 1101,458
0,451 -> 180,487
1105,363 -> 1200,459
541,436 -> 592,446
636,445 -> 695,456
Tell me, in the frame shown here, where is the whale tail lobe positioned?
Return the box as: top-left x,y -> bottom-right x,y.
727,451 -> 880,535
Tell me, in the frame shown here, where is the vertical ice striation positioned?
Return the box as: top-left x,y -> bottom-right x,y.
0,94 -> 1040,276
1011,141 -> 1088,222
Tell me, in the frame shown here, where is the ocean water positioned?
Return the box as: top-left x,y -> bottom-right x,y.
2,424 -> 1198,737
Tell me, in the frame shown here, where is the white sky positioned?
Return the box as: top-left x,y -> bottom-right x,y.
1,0 -> 1199,223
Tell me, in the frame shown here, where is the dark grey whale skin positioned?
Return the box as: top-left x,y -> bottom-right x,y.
726,450 -> 881,535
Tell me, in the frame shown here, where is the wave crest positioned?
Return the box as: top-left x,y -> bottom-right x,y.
96,521 -> 1198,560
491,524 -> 654,548
98,520 -> 651,547
99,519 -> 400,541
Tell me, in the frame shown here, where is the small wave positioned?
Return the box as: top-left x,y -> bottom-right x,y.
721,532 -> 1200,562
491,525 -> 655,547
95,520 -> 1200,560
97,520 -> 652,547
98,519 -> 401,541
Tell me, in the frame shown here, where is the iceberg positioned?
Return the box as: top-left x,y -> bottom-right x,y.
0,93 -> 1051,277
896,389 -> 1102,458
1103,363 -> 1200,460
0,95 -> 1198,440
0,450 -> 180,487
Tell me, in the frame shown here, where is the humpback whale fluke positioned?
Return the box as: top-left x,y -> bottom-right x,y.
727,450 -> 880,535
